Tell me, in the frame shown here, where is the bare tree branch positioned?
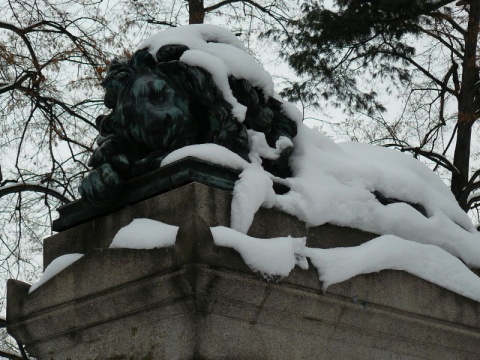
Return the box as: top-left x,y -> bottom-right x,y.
0,182 -> 71,204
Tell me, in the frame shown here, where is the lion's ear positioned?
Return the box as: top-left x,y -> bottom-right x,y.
130,48 -> 157,69
156,44 -> 190,63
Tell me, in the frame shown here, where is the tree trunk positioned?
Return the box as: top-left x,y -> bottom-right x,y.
450,0 -> 480,210
189,0 -> 205,24
452,122 -> 473,208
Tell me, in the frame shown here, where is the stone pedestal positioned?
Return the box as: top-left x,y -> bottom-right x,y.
6,172 -> 480,359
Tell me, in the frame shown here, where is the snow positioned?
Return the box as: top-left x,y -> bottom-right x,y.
272,125 -> 480,268
275,97 -> 303,124
247,130 -> 293,164
29,254 -> 84,293
212,230 -> 480,302
30,25 -> 480,303
104,219 -> 480,302
139,24 -> 275,122
305,235 -> 480,301
211,226 -> 306,277
161,143 -> 249,170
110,218 -> 178,249
179,49 -> 247,121
338,141 -> 471,230
160,124 -> 480,269
230,164 -> 276,233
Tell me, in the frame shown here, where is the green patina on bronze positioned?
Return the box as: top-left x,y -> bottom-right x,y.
80,44 -> 297,207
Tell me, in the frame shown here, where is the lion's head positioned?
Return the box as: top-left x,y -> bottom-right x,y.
80,41 -> 297,207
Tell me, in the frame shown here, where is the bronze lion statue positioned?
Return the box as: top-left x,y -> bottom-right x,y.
79,44 -> 297,207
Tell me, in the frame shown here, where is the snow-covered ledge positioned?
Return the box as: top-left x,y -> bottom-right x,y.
6,182 -> 480,359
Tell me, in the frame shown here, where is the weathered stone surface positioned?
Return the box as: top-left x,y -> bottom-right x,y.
7,183 -> 480,359
7,255 -> 480,359
44,182 -> 233,269
44,182 -> 371,269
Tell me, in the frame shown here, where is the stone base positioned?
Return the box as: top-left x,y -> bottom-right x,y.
42,182 -> 374,269
6,183 -> 480,359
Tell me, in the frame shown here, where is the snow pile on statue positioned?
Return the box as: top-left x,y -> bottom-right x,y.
79,26 -> 296,207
